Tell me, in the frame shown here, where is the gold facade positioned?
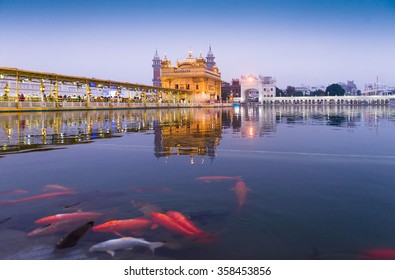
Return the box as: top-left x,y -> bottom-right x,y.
160,51 -> 221,103
154,109 -> 223,160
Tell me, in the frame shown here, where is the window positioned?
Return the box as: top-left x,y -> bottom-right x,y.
271,88 -> 273,91
196,85 -> 199,90
175,84 -> 179,89
186,84 -> 190,90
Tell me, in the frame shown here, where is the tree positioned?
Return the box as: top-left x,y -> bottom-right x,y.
325,84 -> 345,96
285,86 -> 295,96
311,89 -> 326,96
276,87 -> 284,97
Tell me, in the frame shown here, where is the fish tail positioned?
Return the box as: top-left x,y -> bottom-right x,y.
149,242 -> 164,255
193,232 -> 218,244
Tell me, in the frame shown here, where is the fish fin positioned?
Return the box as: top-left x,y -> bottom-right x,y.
106,250 -> 115,257
151,223 -> 159,230
149,242 -> 164,255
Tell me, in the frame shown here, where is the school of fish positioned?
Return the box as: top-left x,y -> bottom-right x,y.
4,178 -> 388,260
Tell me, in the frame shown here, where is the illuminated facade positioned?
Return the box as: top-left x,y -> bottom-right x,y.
154,108 -> 224,162
157,48 -> 222,102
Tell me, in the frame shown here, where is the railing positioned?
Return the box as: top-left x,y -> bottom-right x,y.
0,100 -> 233,111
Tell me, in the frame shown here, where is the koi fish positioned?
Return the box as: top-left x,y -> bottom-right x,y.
56,221 -> 94,249
166,211 -> 203,234
0,191 -> 74,205
361,249 -> 395,260
89,237 -> 164,257
35,212 -> 103,224
150,212 -> 196,236
28,220 -> 85,237
195,176 -> 242,182
231,181 -> 251,210
92,218 -> 156,236
154,211 -> 217,244
43,184 -> 72,192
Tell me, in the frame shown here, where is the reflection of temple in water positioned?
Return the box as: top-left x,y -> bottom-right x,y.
153,109 -> 226,163
0,105 -> 392,156
0,109 -> 230,160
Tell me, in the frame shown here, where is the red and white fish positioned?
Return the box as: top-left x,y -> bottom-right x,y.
35,211 -> 103,224
231,180 -> 251,210
196,176 -> 242,182
149,212 -> 196,236
43,184 -> 72,192
28,220 -> 85,237
92,217 -> 156,236
0,190 -> 75,205
150,211 -> 216,243
166,211 -> 203,235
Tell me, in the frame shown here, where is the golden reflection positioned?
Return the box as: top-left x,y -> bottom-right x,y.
0,109 -> 230,158
0,105 -> 390,156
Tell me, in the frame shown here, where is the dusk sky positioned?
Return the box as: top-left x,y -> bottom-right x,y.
0,0 -> 394,89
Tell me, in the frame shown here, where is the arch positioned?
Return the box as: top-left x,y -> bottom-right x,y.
242,88 -> 260,103
240,75 -> 276,103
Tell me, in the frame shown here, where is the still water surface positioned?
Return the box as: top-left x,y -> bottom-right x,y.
1,105 -> 395,260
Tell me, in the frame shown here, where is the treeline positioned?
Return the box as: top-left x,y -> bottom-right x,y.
276,84 -> 348,97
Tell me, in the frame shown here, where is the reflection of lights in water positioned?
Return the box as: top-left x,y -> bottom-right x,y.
249,127 -> 254,136
6,128 -> 12,135
2,144 -> 7,150
201,156 -> 204,164
190,156 -> 194,165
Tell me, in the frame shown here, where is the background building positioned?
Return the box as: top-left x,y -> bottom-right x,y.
339,80 -> 358,95
221,79 -> 240,101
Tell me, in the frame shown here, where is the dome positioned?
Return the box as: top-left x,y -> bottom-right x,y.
206,45 -> 214,57
153,50 -> 160,60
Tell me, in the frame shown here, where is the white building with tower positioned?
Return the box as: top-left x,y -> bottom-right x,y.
239,75 -> 276,103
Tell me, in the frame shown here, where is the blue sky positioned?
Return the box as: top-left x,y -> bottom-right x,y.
0,0 -> 394,89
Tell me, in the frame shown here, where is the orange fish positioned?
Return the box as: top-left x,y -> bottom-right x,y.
0,191 -> 74,205
92,218 -> 155,236
196,176 -> 242,182
166,211 -> 203,235
361,249 -> 395,260
231,181 -> 251,210
35,212 -> 103,224
149,212 -> 196,236
28,220 -> 85,237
